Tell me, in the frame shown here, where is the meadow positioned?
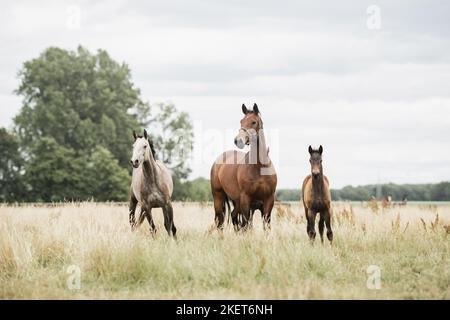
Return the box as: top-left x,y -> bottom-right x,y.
0,201 -> 449,300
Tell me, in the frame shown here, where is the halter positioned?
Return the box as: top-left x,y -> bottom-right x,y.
239,127 -> 253,134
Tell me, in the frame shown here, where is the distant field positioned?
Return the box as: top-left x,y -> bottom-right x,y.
1,202 -> 449,299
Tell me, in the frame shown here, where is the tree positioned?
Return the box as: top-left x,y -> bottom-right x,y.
24,137 -> 87,202
85,146 -> 130,201
23,139 -> 130,202
184,177 -> 213,202
0,128 -> 25,202
14,46 -> 142,167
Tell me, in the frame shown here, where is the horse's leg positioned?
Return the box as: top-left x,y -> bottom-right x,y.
237,204 -> 243,229
145,208 -> 157,236
262,196 -> 275,232
318,212 -> 325,244
129,192 -> 138,231
307,209 -> 317,243
162,202 -> 176,238
240,194 -> 251,231
213,191 -> 226,231
303,202 -> 308,221
231,205 -> 240,232
136,208 -> 147,228
325,208 -> 333,244
171,207 -> 177,237
249,209 -> 254,229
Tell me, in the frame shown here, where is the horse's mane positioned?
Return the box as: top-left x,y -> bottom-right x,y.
148,139 -> 157,160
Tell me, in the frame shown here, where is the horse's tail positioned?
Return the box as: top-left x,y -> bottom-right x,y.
224,194 -> 232,226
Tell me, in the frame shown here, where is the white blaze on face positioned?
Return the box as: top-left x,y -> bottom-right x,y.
131,137 -> 149,168
234,130 -> 248,149
234,128 -> 256,149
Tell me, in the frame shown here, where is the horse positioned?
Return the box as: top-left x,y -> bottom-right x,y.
302,145 -> 333,244
129,129 -> 177,238
210,103 -> 277,231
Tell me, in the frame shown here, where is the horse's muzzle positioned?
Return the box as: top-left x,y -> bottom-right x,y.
235,138 -> 246,149
130,160 -> 140,169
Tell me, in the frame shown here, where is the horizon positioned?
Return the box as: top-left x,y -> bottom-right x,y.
188,176 -> 450,190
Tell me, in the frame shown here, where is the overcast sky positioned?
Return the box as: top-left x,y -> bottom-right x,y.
1,0 -> 450,188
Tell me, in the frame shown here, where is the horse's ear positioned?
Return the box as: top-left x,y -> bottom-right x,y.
143,129 -> 148,139
133,130 -> 137,140
308,145 -> 313,154
253,103 -> 260,114
242,104 -> 248,114
319,145 -> 323,155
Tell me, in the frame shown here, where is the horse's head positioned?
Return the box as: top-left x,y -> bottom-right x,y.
308,145 -> 323,178
130,129 -> 151,168
234,103 -> 263,149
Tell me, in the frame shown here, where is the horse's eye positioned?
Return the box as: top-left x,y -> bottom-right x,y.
144,145 -> 147,149
252,121 -> 257,125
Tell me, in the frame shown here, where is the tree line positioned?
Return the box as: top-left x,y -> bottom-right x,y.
276,182 -> 450,202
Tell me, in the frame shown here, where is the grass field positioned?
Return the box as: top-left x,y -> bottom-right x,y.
1,201 -> 449,299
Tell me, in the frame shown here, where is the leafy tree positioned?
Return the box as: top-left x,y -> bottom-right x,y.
14,46 -> 142,167
85,146 -> 130,201
24,137 -> 87,202
183,177 -> 213,202
23,139 -> 130,202
172,177 -> 189,201
0,128 -> 25,202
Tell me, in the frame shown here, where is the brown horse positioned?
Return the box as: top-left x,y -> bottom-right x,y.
129,129 -> 177,238
210,103 -> 277,231
302,145 -> 333,244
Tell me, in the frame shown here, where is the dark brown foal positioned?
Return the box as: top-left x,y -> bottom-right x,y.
302,145 -> 333,244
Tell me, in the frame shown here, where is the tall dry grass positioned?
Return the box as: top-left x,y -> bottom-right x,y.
0,202 -> 449,299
